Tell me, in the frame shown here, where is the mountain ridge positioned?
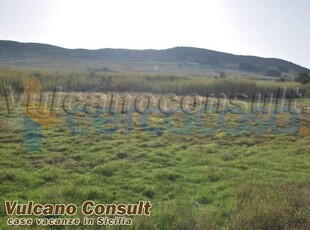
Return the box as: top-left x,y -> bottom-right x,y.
0,40 -> 309,74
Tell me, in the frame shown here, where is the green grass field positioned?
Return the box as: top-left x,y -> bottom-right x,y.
0,69 -> 309,229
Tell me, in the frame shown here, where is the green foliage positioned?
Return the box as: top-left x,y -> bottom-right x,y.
295,72 -> 310,84
264,69 -> 282,77
0,67 -> 297,97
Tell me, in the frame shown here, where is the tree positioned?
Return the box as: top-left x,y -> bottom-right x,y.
215,66 -> 226,78
264,69 -> 282,77
295,73 -> 310,84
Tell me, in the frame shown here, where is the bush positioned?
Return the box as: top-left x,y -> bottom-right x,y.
264,69 -> 282,77
295,72 -> 310,84
302,84 -> 310,97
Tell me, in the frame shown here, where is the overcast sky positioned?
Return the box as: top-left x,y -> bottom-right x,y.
1,0 -> 310,68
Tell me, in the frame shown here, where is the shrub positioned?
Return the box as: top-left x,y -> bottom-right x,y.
295,72 -> 310,84
264,69 -> 282,77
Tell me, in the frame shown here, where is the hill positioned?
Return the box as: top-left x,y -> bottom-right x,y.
0,40 -> 309,75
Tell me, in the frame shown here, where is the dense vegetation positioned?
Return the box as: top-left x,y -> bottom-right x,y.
0,68 -> 306,98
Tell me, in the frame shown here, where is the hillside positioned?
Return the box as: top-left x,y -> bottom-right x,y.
0,40 -> 309,75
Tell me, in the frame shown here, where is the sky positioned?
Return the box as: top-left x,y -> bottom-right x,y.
1,0 -> 310,68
